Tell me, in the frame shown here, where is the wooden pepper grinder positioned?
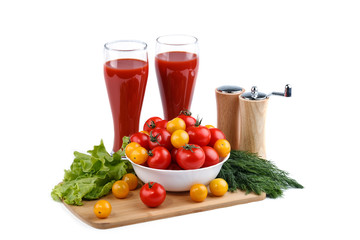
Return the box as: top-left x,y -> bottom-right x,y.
215,85 -> 245,150
239,85 -> 292,158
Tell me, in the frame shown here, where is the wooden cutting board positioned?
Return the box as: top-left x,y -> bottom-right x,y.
63,188 -> 266,229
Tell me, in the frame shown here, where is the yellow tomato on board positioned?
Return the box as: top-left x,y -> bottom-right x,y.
190,184 -> 208,202
213,139 -> 231,157
122,173 -> 138,190
93,200 -> 112,219
112,180 -> 129,199
166,118 -> 186,134
209,178 -> 228,197
205,125 -> 215,129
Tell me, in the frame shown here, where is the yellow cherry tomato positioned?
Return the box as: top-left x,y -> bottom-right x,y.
93,200 -> 112,219
171,130 -> 189,148
129,147 -> 148,164
140,130 -> 150,136
122,173 -> 138,190
213,139 -> 231,157
205,125 -> 215,129
112,180 -> 129,199
190,184 -> 208,202
209,178 -> 228,197
125,142 -> 141,158
166,117 -> 186,134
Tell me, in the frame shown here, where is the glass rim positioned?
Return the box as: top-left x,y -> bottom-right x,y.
104,40 -> 148,52
156,34 -> 198,46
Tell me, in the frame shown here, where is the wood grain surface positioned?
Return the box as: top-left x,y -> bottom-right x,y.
215,88 -> 245,150
63,188 -> 265,229
239,97 -> 269,158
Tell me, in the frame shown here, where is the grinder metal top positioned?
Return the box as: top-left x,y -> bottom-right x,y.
216,85 -> 244,94
241,84 -> 292,100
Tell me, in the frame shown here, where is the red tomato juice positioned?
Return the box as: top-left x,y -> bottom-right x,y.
104,58 -> 148,152
155,51 -> 199,120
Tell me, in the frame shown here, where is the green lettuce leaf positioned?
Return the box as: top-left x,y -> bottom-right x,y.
51,137 -> 132,205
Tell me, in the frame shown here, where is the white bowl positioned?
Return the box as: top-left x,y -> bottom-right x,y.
125,153 -> 230,192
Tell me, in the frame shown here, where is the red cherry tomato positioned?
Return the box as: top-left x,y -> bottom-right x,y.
177,110 -> 196,128
130,132 -> 150,150
143,117 -> 162,132
176,144 -> 205,170
140,182 -> 166,207
155,120 -> 168,129
187,125 -> 211,146
208,128 -> 226,147
167,162 -> 183,170
171,148 -> 179,162
201,146 -> 220,168
149,128 -> 172,151
147,146 -> 171,169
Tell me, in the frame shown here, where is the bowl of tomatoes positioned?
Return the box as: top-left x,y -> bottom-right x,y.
125,112 -> 232,192
126,153 -> 230,192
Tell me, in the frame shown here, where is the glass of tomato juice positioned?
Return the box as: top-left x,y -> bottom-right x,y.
155,35 -> 199,120
104,40 -> 149,152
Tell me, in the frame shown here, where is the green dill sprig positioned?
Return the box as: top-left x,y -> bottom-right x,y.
217,151 -> 303,198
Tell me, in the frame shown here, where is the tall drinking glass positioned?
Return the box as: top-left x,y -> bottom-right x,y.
155,35 -> 199,120
104,40 -> 148,152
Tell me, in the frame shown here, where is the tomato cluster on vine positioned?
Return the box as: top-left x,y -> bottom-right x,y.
126,111 -> 231,170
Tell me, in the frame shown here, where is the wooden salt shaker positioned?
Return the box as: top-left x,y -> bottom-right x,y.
215,86 -> 245,150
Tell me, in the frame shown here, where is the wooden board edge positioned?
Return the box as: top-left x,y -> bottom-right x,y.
61,201 -> 96,228
65,191 -> 267,229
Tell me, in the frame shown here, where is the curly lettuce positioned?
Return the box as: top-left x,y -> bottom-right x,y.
51,137 -> 131,205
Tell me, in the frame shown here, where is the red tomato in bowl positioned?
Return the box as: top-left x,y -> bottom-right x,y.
143,117 -> 162,132
176,144 -> 205,170
147,146 -> 171,169
208,128 -> 226,147
177,110 -> 196,128
149,128 -> 172,151
187,125 -> 211,146
140,182 -> 166,207
201,146 -> 220,168
167,162 -> 183,170
155,120 -> 168,129
171,148 -> 179,162
130,132 -> 150,150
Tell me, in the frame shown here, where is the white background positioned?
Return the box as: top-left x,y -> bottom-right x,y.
1,0 -> 359,239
